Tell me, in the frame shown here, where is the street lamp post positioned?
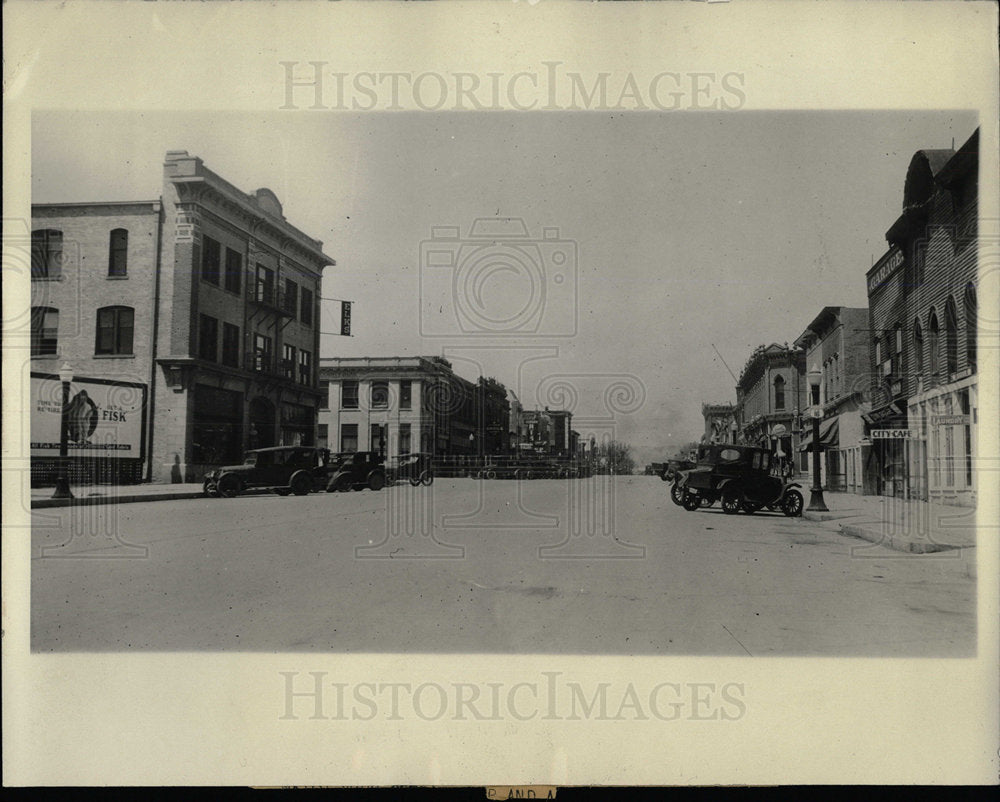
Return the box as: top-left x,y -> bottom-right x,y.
52,362 -> 74,499
806,363 -> 828,512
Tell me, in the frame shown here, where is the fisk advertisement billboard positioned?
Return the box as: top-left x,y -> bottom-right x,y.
30,373 -> 147,460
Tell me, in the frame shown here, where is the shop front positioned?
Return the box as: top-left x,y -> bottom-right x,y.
192,384 -> 243,467
907,377 -> 977,506
862,402 -> 912,499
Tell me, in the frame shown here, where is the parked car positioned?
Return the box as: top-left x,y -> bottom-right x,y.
326,451 -> 387,492
675,444 -> 803,516
203,446 -> 331,498
389,452 -> 434,486
664,457 -> 699,505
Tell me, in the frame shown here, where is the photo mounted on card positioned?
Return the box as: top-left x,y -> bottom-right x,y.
3,0 -> 998,789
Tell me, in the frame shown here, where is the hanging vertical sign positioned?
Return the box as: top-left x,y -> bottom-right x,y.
340,301 -> 352,336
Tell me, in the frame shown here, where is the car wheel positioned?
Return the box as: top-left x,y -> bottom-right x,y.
782,490 -> 804,517
290,473 -> 312,496
682,493 -> 701,512
670,482 -> 685,506
216,474 -> 241,499
700,496 -> 714,508
721,487 -> 742,515
368,472 -> 385,491
420,471 -> 433,486
409,476 -> 421,487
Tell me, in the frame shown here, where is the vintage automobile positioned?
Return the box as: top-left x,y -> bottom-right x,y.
665,457 -> 699,505
325,451 -> 387,492
203,446 -> 331,498
389,452 -> 434,486
675,444 -> 803,516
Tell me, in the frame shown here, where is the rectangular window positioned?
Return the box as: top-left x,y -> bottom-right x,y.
340,423 -> 358,453
318,423 -> 329,444
198,314 -> 218,362
221,322 -> 240,368
371,381 -> 389,409
342,380 -> 359,409
224,248 -> 242,293
95,306 -> 134,355
31,307 -> 59,356
944,426 -> 955,487
371,423 -> 385,454
400,380 -> 412,409
399,423 -> 411,455
109,229 -> 128,276
255,264 -> 275,304
298,349 -> 312,385
252,333 -> 273,372
31,229 -> 63,278
301,287 -> 314,326
201,236 -> 221,285
285,279 -> 299,318
283,344 -> 297,379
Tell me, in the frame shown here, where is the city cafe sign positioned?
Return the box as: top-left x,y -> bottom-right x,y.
867,247 -> 904,295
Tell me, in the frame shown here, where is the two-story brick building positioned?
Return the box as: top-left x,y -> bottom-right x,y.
735,343 -> 808,467
30,150 -> 336,484
30,202 -> 163,484
793,306 -> 872,493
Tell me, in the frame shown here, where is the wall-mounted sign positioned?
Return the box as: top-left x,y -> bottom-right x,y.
867,247 -> 904,295
31,373 -> 147,459
871,429 -> 915,440
930,415 -> 969,426
340,301 -> 352,336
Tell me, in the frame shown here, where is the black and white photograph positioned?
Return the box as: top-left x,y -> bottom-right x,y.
4,0 -> 998,788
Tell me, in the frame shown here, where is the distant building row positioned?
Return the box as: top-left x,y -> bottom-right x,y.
701,128 -> 978,507
317,356 -> 579,460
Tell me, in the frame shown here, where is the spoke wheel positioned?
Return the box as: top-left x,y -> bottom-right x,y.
670,482 -> 685,506
721,487 -> 742,515
368,472 -> 385,491
681,493 -> 701,512
782,490 -> 804,517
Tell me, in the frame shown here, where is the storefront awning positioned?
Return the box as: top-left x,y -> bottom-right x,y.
798,418 -> 839,451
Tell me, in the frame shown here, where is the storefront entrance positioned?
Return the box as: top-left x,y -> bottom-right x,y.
248,396 -> 276,450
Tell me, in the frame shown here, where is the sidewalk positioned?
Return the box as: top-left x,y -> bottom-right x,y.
30,482 -> 206,509
801,490 -> 979,555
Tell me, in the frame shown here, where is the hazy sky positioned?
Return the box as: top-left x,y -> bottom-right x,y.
32,109 -> 977,466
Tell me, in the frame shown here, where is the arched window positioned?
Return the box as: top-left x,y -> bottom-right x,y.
31,229 -> 63,278
913,317 -> 924,374
109,228 -> 128,276
944,297 -> 958,376
964,284 -> 977,372
30,307 -> 58,356
928,309 -> 940,379
773,375 -> 785,410
95,306 -> 134,355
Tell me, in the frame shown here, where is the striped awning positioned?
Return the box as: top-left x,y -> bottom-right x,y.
798,418 -> 839,451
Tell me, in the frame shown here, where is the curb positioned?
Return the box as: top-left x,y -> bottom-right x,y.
31,491 -> 206,509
